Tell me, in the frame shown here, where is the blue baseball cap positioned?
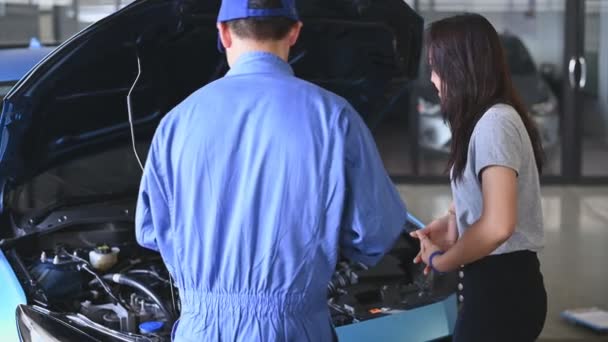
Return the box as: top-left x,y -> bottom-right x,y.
217,0 -> 300,52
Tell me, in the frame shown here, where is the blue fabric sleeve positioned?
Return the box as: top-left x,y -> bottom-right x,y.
337,103 -> 408,266
135,129 -> 172,252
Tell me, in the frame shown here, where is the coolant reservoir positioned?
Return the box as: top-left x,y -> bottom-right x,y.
89,245 -> 120,271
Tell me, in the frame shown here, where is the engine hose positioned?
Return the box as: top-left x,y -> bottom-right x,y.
126,270 -> 170,284
102,273 -> 174,321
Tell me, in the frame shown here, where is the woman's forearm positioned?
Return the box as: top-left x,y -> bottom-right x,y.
434,217 -> 510,272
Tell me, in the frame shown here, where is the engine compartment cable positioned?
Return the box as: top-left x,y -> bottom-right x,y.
127,54 -> 145,172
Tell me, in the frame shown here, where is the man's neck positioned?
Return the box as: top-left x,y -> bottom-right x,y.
227,40 -> 290,67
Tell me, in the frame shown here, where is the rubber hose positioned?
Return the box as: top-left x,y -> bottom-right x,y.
126,270 -> 170,284
102,273 -> 174,321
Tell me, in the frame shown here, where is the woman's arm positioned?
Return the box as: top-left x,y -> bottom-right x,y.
431,165 -> 517,272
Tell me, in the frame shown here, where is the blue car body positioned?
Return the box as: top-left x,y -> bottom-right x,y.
336,297 -> 457,342
0,250 -> 27,341
0,44 -> 54,101
0,46 -> 54,84
0,1 -> 456,341
0,43 -> 48,342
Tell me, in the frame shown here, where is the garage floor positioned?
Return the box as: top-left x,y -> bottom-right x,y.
396,184 -> 608,341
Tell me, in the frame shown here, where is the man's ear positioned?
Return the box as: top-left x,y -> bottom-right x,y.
217,22 -> 233,50
288,22 -> 303,47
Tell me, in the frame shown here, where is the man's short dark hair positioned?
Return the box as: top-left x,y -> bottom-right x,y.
227,17 -> 298,41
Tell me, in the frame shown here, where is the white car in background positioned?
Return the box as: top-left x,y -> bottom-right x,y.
415,33 -> 560,154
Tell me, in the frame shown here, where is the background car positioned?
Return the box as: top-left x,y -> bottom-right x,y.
414,33 -> 560,154
0,1 -> 457,341
0,39 -> 54,101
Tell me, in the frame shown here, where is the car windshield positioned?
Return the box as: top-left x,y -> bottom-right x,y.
8,143 -> 149,216
501,36 -> 536,75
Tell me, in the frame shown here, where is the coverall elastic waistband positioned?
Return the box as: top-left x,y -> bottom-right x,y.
179,289 -> 326,316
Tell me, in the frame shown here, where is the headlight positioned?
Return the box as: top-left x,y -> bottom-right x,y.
17,305 -> 62,342
417,97 -> 442,116
16,305 -> 97,342
530,96 -> 557,116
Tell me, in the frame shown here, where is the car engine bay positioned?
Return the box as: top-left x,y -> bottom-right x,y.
3,209 -> 456,341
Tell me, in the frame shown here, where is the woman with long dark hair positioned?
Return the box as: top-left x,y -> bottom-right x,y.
411,13 -> 548,341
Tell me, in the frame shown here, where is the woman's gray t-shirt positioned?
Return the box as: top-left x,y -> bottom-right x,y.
450,103 -> 544,255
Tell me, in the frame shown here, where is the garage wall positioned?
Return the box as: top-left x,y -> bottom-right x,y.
0,5 -> 39,45
599,6 -> 608,143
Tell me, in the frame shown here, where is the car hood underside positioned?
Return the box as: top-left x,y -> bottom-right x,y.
0,0 -> 422,202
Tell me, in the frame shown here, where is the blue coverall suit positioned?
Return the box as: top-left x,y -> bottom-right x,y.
135,51 -> 408,341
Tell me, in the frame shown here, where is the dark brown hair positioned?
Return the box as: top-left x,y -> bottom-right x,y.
426,13 -> 544,180
227,17 -> 297,41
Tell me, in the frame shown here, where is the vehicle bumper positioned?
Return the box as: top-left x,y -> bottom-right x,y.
336,294 -> 458,342
0,250 -> 27,342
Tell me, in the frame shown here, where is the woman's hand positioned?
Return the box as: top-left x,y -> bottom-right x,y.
410,205 -> 458,275
410,206 -> 458,250
412,231 -> 443,275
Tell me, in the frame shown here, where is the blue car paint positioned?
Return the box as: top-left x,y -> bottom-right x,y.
0,47 -> 54,83
0,47 -> 50,342
336,294 -> 457,341
0,250 -> 26,342
445,293 -> 458,334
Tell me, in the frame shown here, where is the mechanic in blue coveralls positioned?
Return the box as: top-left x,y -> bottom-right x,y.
134,0 -> 408,341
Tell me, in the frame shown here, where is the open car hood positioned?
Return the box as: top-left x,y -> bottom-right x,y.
0,0 -> 423,211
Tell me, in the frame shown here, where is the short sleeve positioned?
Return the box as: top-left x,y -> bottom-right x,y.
472,110 -> 524,178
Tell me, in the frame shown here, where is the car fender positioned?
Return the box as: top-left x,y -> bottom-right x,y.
0,250 -> 27,342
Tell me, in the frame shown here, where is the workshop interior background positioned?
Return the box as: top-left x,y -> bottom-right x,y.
1,0 -> 607,181
1,0 -> 608,341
